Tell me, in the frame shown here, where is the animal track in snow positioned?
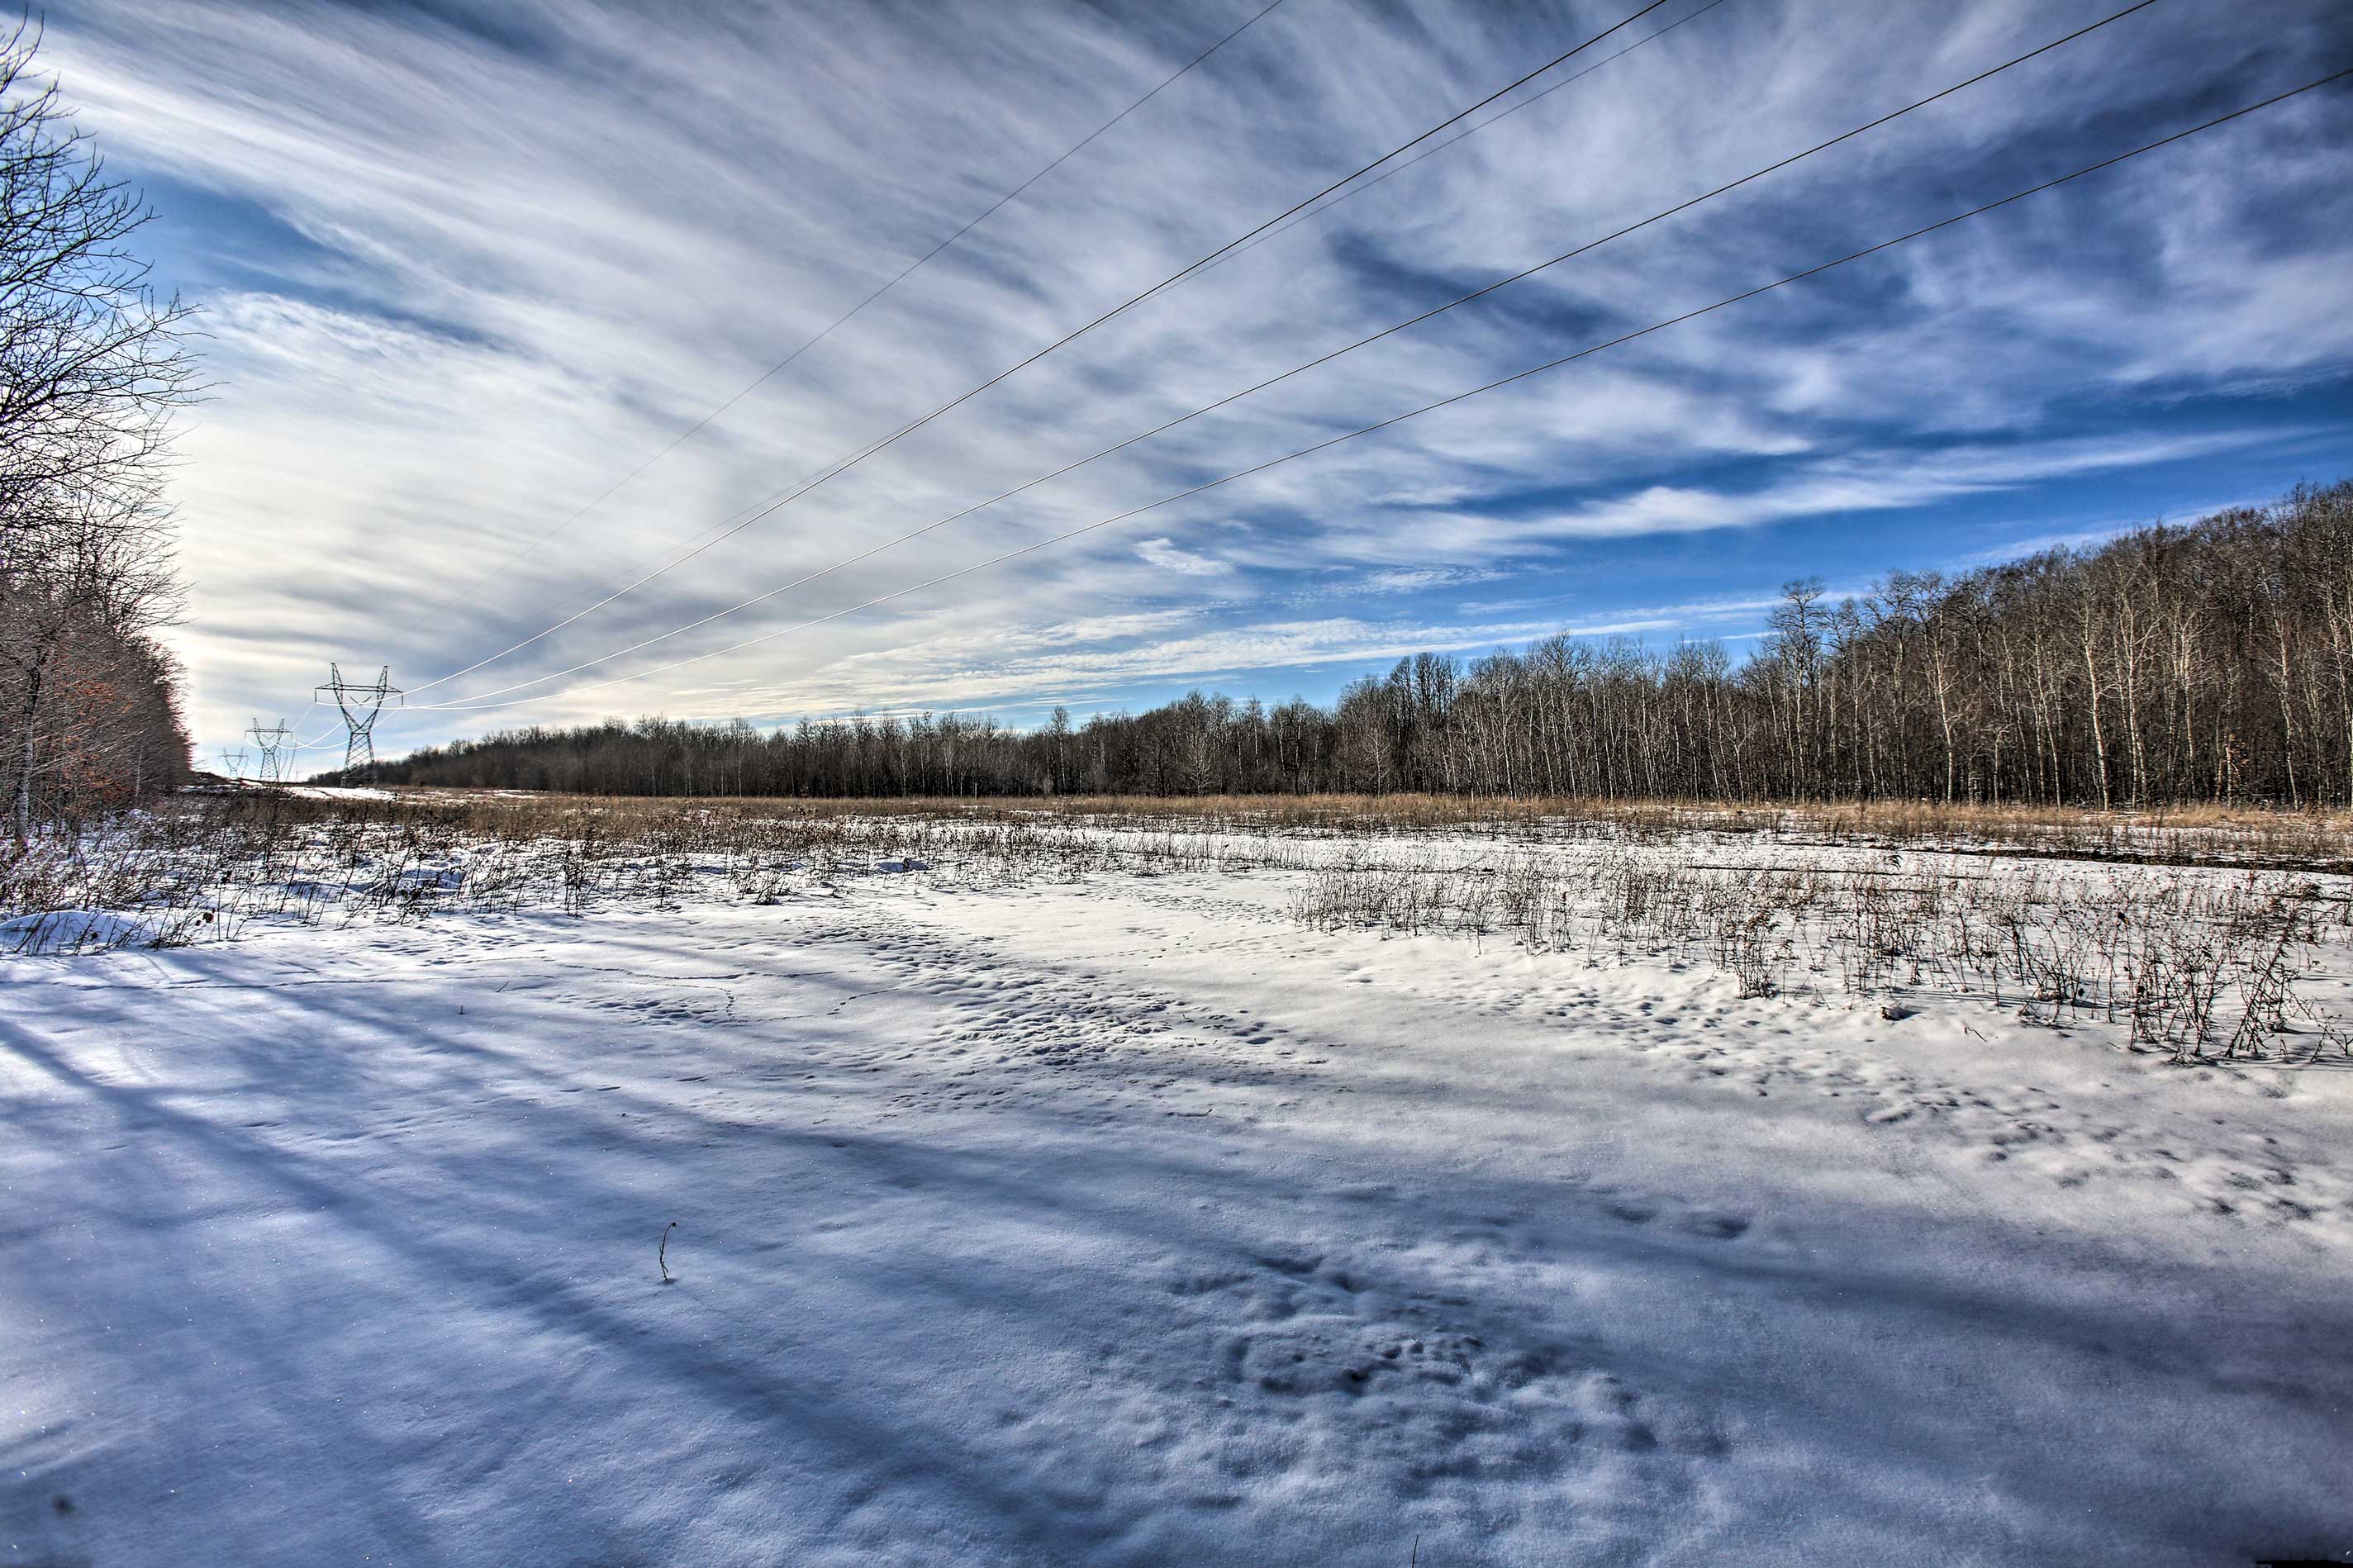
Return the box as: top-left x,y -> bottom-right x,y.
1138,1246 -> 1726,1529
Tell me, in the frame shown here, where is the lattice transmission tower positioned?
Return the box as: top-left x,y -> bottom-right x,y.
217,747 -> 250,782
247,719 -> 296,785
316,665 -> 402,783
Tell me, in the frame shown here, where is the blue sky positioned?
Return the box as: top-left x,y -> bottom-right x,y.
38,0 -> 2353,763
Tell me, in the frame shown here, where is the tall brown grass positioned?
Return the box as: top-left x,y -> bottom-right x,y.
6,788 -> 2347,1064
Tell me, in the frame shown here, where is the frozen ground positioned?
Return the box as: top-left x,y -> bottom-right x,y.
5,847 -> 2351,1564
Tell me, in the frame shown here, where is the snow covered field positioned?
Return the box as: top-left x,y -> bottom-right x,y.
6,822 -> 2351,1564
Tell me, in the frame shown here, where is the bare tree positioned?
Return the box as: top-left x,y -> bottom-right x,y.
0,21 -> 197,841
364,483 -> 2353,811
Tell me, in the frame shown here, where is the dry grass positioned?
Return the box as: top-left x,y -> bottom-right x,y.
1290,846 -> 2351,1064
337,787 -> 2353,867
7,787 -> 2350,1065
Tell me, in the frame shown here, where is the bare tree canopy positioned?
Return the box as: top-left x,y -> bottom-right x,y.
0,20 -> 197,840
368,481 -> 2353,810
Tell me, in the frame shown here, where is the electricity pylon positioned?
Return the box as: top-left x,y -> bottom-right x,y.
315,664 -> 402,783
217,746 -> 250,781
247,719 -> 296,785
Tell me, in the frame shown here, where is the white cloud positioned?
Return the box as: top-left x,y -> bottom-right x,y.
1134,537 -> 1231,576
30,0 -> 2349,753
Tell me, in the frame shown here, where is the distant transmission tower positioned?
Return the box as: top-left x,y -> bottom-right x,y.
217,746 -> 250,781
247,718 -> 296,784
315,664 -> 402,783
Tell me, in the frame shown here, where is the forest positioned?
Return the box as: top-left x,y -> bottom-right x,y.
370,479 -> 2353,808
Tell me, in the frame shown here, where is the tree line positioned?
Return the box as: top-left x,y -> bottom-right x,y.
367,479 -> 2353,808
0,25 -> 194,839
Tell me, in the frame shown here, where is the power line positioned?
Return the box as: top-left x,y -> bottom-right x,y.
435,0 -> 1742,665
405,0 -> 1678,696
279,699 -> 320,741
411,65 -> 2353,718
288,701 -> 336,753
1202,0 -> 1738,278
415,0 -> 1294,625
414,0 -> 2162,708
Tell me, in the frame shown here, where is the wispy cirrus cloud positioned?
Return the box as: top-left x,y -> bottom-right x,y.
1134,537 -> 1233,576
33,0 -> 2352,753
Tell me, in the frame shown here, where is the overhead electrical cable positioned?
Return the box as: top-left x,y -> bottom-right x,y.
409,66 -> 2353,717
403,0 -> 1680,696
411,0 -> 2163,708
412,0 -> 1741,665
283,702 -> 334,751
1203,0 -> 1737,276
416,0 -> 1294,621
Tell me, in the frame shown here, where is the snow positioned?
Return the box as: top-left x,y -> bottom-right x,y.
4,845 -> 2351,1564
0,908 -> 153,955
394,861 -> 467,891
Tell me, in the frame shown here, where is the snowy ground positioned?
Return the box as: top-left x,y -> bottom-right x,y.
5,846 -> 2351,1564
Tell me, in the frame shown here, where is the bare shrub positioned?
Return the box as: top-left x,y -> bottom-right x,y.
9,789 -> 2347,1068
